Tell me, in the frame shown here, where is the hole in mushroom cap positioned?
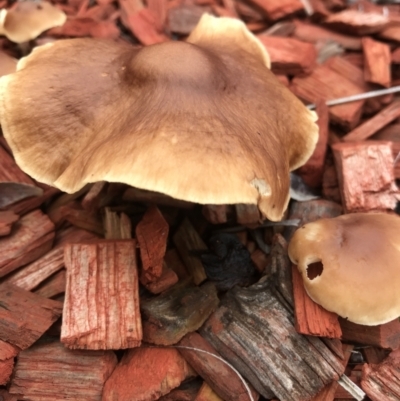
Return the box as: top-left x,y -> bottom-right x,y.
306,261 -> 323,280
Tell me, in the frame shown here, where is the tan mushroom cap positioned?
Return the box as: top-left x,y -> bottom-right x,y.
0,14 -> 318,221
0,51 -> 17,77
288,213 -> 400,325
1,1 -> 66,43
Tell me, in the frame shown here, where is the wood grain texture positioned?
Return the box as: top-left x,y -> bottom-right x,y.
10,340 -> 117,401
0,283 -> 63,349
362,37 -> 391,87
61,240 -> 142,350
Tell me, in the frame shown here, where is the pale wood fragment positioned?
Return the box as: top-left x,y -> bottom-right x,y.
0,209 -> 55,277
173,218 -> 207,285
292,265 -> 342,339
194,382 -> 224,401
35,269 -> 66,299
291,64 -> 364,129
178,332 -> 259,401
361,347 -> 400,401
258,35 -> 317,75
332,141 -> 399,212
81,181 -> 108,211
103,207 -> 131,240
135,205 -> 168,285
62,240 -> 142,350
0,283 -> 63,350
4,227 -> 97,291
10,340 -> 117,401
340,318 -> 400,350
362,37 -> 391,87
344,98 -> 400,142
0,210 -> 19,236
102,347 -> 195,401
0,339 -> 19,386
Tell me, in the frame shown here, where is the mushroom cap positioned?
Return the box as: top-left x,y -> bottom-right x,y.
1,1 -> 66,43
288,213 -> 400,325
0,14 -> 318,221
0,51 -> 17,77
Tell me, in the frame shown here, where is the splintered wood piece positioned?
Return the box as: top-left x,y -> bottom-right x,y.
164,249 -> 189,280
344,98 -> 400,142
0,339 -> 19,386
144,261 -> 178,294
4,227 -> 97,291
0,146 -> 34,185
103,207 -> 132,239
127,8 -> 169,45
0,211 -> 19,236
324,10 -> 390,35
292,20 -> 362,51
258,35 -> 317,76
0,182 -> 43,209
49,201 -> 104,235
332,141 -> 399,213
297,100 -> 329,188
194,382 -> 224,401
202,205 -> 228,224
362,347 -> 388,365
247,0 -> 304,20
340,318 -> 400,350
102,347 -> 195,401
10,341 -> 117,401
135,205 -> 168,285
0,283 -> 63,350
35,269 -> 66,299
62,240 -> 142,350
168,4 -> 211,35
292,265 -> 342,338
362,37 -> 391,87
141,282 -> 219,345
0,209 -> 55,277
178,332 -> 259,401
173,218 -> 207,285
291,64 -> 364,129
81,181 -> 108,211
235,204 -> 260,225
311,344 -> 353,401
201,280 -> 345,401
361,348 -> 400,401
9,187 -> 59,216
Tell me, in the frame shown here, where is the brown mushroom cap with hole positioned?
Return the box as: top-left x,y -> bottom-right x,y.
1,1 -> 66,43
288,213 -> 400,325
0,14 -> 318,221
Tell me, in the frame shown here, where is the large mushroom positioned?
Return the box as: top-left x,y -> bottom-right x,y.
0,14 -> 318,221
288,213 -> 400,325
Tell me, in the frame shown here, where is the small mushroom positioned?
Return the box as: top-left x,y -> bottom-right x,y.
288,213 -> 400,325
0,14 -> 318,221
0,0 -> 66,43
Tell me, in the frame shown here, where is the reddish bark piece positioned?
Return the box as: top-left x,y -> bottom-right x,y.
62,240 -> 142,350
292,265 -> 342,339
145,261 -> 178,294
35,269 -> 66,298
135,205 -> 169,285
4,227 -> 97,291
178,332 -> 259,401
251,248 -> 269,273
0,339 -> 19,386
362,37 -> 391,87
0,389 -> 17,401
0,182 -> 43,210
159,379 -> 203,401
194,383 -> 223,401
362,347 -> 388,365
9,187 -> 59,216
340,318 -> 400,350
0,283 -> 63,350
10,341 -> 117,401
0,209 -> 55,277
202,205 -> 228,224
102,347 -> 194,401
165,248 -> 189,280
247,0 -> 304,20
332,141 -> 399,213
128,8 -> 169,45
258,35 -> 317,76
82,4 -> 117,20
324,9 -> 390,35
311,344 -> 354,401
118,0 -> 143,27
322,156 -> 342,204
297,100 -> 329,188
292,20 -> 362,51
168,4 -> 210,35
48,201 -> 104,235
0,210 -> 18,236
344,98 -> 400,142
361,347 -> 400,401
291,64 -> 364,129
0,145 -> 34,185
